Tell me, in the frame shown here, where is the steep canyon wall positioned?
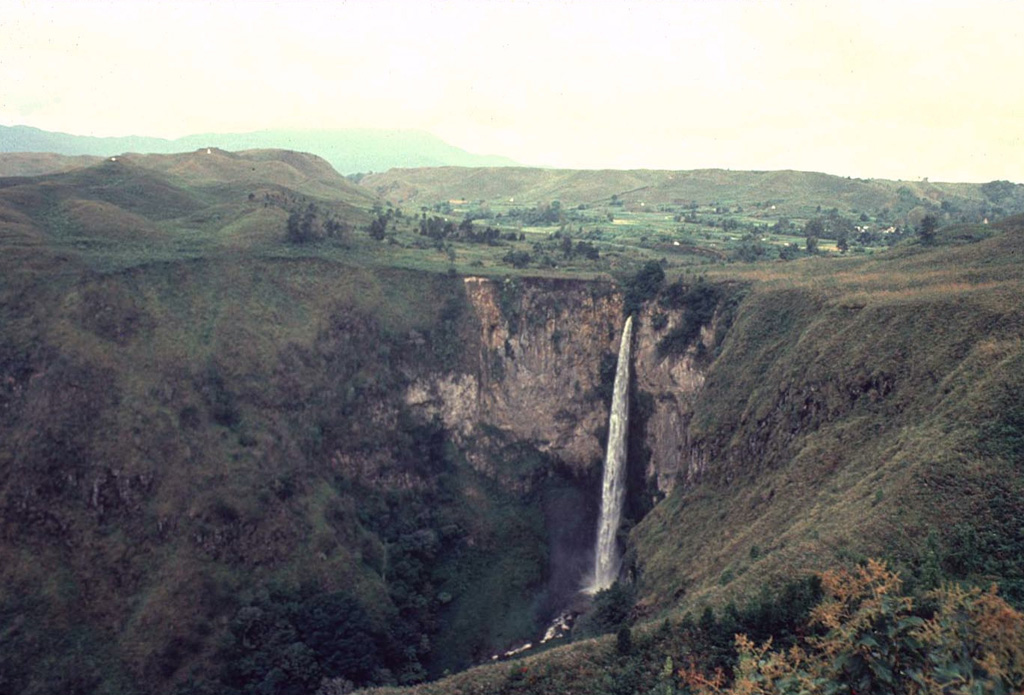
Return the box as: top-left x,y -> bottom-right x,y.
405,276 -> 719,494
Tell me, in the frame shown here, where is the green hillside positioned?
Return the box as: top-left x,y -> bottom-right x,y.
640,220 -> 1024,608
0,148 -> 376,268
361,166 -> 1024,231
1,150 -> 1023,695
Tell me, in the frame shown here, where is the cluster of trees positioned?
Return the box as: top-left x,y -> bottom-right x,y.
418,214 -> 455,241
979,179 -> 1024,219
415,216 -> 523,247
573,239 -> 601,260
367,203 -> 406,241
286,203 -> 348,244
502,248 -> 533,268
555,233 -> 600,260
731,233 -> 775,262
621,260 -> 666,316
423,224 -> 605,271
214,587 -> 391,694
803,211 -> 856,248
183,415 -> 469,695
504,201 -> 569,226
456,219 -> 504,244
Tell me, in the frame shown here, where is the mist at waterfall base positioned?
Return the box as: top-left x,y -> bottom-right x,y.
535,481 -> 600,619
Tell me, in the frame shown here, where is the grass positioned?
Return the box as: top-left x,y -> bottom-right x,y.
2,151 -> 1023,694
629,218 -> 1024,615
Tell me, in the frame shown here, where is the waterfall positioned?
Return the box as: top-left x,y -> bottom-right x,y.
588,315 -> 633,593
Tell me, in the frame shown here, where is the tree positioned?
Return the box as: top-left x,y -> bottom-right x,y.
733,233 -> 767,262
772,217 -> 792,233
778,243 -> 800,261
805,236 -> 819,254
576,240 -> 600,260
804,217 -> 825,239
623,261 -> 666,316
299,593 -> 380,683
616,625 -> 633,656
981,179 -> 1019,203
286,204 -> 329,243
368,215 -> 387,241
918,214 -> 938,245
502,249 -> 531,268
286,210 -> 303,242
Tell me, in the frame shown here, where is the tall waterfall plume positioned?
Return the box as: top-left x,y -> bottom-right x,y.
589,315 -> 633,593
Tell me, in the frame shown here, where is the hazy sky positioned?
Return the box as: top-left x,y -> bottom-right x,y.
2,0 -> 1021,181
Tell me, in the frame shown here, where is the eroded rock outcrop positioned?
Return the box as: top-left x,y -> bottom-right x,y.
406,276 -> 721,492
633,304 -> 717,492
407,277 -> 620,476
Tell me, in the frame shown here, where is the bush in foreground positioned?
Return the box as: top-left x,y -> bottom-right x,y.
682,559 -> 1024,695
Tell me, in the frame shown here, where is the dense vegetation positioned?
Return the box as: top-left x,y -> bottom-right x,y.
2,150 -> 1023,694
682,560 -> 1024,695
362,562 -> 1022,695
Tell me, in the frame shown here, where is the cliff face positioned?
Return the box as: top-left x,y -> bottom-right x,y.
632,304 -> 716,493
406,276 -> 717,493
407,277 -> 620,477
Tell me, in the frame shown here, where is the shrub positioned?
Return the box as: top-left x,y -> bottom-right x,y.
577,582 -> 636,637
681,560 -> 1024,695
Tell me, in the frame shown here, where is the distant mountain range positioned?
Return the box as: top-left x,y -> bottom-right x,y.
0,124 -> 519,174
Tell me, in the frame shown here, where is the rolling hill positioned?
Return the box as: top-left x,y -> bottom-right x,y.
360,166 -> 1024,223
0,148 -> 383,284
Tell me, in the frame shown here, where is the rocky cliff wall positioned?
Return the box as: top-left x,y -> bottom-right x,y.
406,276 -> 719,492
632,304 -> 715,493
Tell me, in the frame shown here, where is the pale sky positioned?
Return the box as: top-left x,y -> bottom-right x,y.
2,0 -> 1022,182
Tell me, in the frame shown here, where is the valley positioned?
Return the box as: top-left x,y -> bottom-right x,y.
1,148 -> 1022,694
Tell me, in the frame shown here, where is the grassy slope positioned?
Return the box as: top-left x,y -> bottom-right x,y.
636,220 -> 1024,611
361,166 -> 997,216
352,217 -> 1024,695
0,154 -> 387,691
117,148 -> 377,205
0,149 -> 380,270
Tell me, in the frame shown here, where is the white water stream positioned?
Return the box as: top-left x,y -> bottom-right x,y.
588,315 -> 633,593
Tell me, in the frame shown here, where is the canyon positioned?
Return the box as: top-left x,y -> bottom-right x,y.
1,149 -> 1022,694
